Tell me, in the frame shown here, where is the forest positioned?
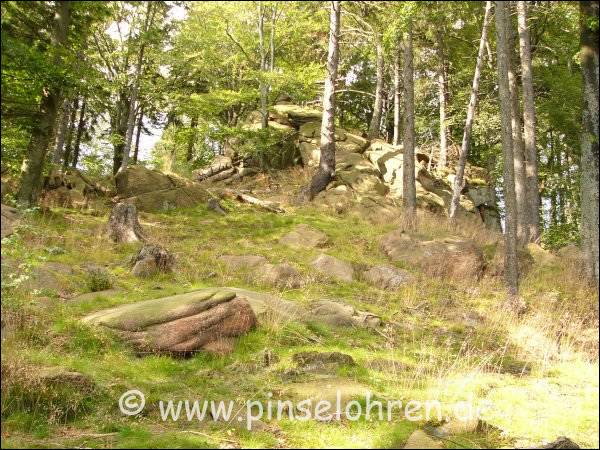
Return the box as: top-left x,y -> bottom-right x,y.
1,1 -> 598,449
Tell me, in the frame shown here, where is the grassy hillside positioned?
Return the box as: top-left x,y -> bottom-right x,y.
1,172 -> 598,448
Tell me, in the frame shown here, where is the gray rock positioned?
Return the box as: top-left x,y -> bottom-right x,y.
403,430 -> 443,449
219,255 -> 268,270
279,224 -> 329,249
1,204 -> 19,239
293,351 -> 355,372
361,265 -> 412,290
311,254 -> 355,282
260,263 -> 302,288
307,300 -> 381,329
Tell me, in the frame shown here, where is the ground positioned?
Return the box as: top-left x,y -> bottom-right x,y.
1,171 -> 598,449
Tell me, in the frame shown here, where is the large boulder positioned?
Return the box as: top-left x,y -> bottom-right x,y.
336,170 -> 389,196
82,289 -> 257,355
312,254 -> 355,282
381,230 -> 485,280
271,104 -> 322,127
115,166 -> 209,212
298,141 -> 321,167
115,165 -> 174,197
1,204 -> 19,239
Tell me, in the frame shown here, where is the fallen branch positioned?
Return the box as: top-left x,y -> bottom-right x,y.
221,189 -> 285,213
204,167 -> 235,183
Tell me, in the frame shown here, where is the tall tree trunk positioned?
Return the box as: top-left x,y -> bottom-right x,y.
16,1 -> 71,207
269,5 -> 276,72
132,106 -> 143,164
307,1 -> 340,200
52,98 -> 71,165
580,0 -> 599,285
368,34 -> 384,139
119,2 -> 154,173
508,18 -> 529,245
258,2 -> 268,129
517,1 -> 540,242
495,0 -> 520,297
112,89 -> 131,174
436,30 -> 449,169
71,97 -> 87,168
186,115 -> 198,162
62,97 -> 79,169
393,46 -> 402,146
449,1 -> 493,219
402,20 -> 417,224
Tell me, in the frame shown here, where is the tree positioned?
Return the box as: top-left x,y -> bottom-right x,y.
52,99 -> 71,165
449,1 -> 493,219
392,45 -> 401,146
62,97 -> 79,169
368,32 -> 384,139
257,1 -> 269,129
436,29 -> 448,169
517,1 -> 540,242
307,0 -> 341,200
507,15 -> 529,246
16,1 -> 71,207
119,1 -> 156,173
402,17 -> 416,223
579,0 -> 599,285
495,0 -> 520,296
71,97 -> 87,168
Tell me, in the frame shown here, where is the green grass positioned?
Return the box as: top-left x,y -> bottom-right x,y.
1,200 -> 598,448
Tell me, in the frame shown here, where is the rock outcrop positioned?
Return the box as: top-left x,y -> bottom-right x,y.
115,165 -> 209,212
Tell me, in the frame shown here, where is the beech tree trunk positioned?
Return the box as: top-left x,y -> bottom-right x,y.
368,34 -> 384,139
258,2 -> 268,129
517,1 -> 540,242
16,1 -> 71,207
402,20 -> 417,223
449,1 -> 493,219
71,98 -> 87,168
133,106 -> 144,164
436,31 -> 449,169
186,115 -> 198,162
119,2 -> 154,173
52,99 -> 71,165
580,0 -> 599,286
495,0 -> 520,297
307,1 -> 340,200
507,18 -> 529,246
62,97 -> 79,169
393,47 -> 402,146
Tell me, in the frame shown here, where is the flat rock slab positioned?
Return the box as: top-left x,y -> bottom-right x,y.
219,255 -> 302,288
307,300 -> 381,329
279,224 -> 329,249
312,254 -> 355,282
403,430 -> 443,449
83,288 -> 257,355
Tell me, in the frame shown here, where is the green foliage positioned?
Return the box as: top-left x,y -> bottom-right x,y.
84,267 -> 113,293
